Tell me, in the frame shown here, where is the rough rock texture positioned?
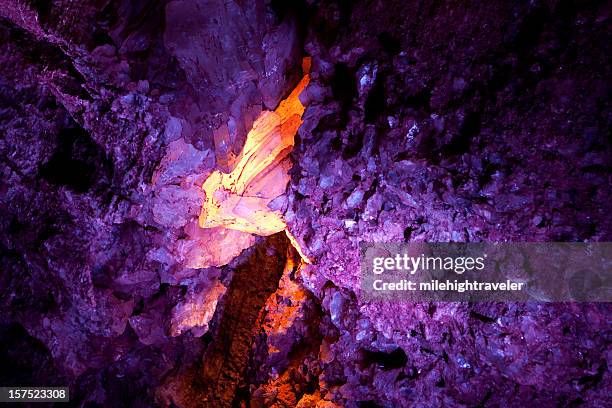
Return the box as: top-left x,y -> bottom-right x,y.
164,0 -> 303,170
0,0 -> 303,405
278,1 -> 612,407
157,233 -> 297,408
0,0 -> 611,407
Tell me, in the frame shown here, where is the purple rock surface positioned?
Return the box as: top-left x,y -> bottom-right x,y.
0,1 -> 610,407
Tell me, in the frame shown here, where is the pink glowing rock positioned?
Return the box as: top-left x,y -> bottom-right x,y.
174,221 -> 255,269
170,280 -> 227,337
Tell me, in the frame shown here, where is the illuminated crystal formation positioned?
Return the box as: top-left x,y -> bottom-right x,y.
199,60 -> 310,238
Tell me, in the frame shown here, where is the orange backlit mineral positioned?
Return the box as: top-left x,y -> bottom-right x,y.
199,59 -> 311,261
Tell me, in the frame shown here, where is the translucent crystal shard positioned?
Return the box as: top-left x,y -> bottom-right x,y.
199,61 -> 310,237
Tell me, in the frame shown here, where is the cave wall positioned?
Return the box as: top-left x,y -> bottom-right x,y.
277,0 -> 611,406
0,0 -> 610,407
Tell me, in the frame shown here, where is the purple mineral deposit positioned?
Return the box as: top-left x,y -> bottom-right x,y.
0,1 -> 610,407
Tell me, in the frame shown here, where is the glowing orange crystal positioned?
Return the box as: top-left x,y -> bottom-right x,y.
198,58 -> 312,262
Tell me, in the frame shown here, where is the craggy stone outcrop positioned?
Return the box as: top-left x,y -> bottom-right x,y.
274,1 -> 612,406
